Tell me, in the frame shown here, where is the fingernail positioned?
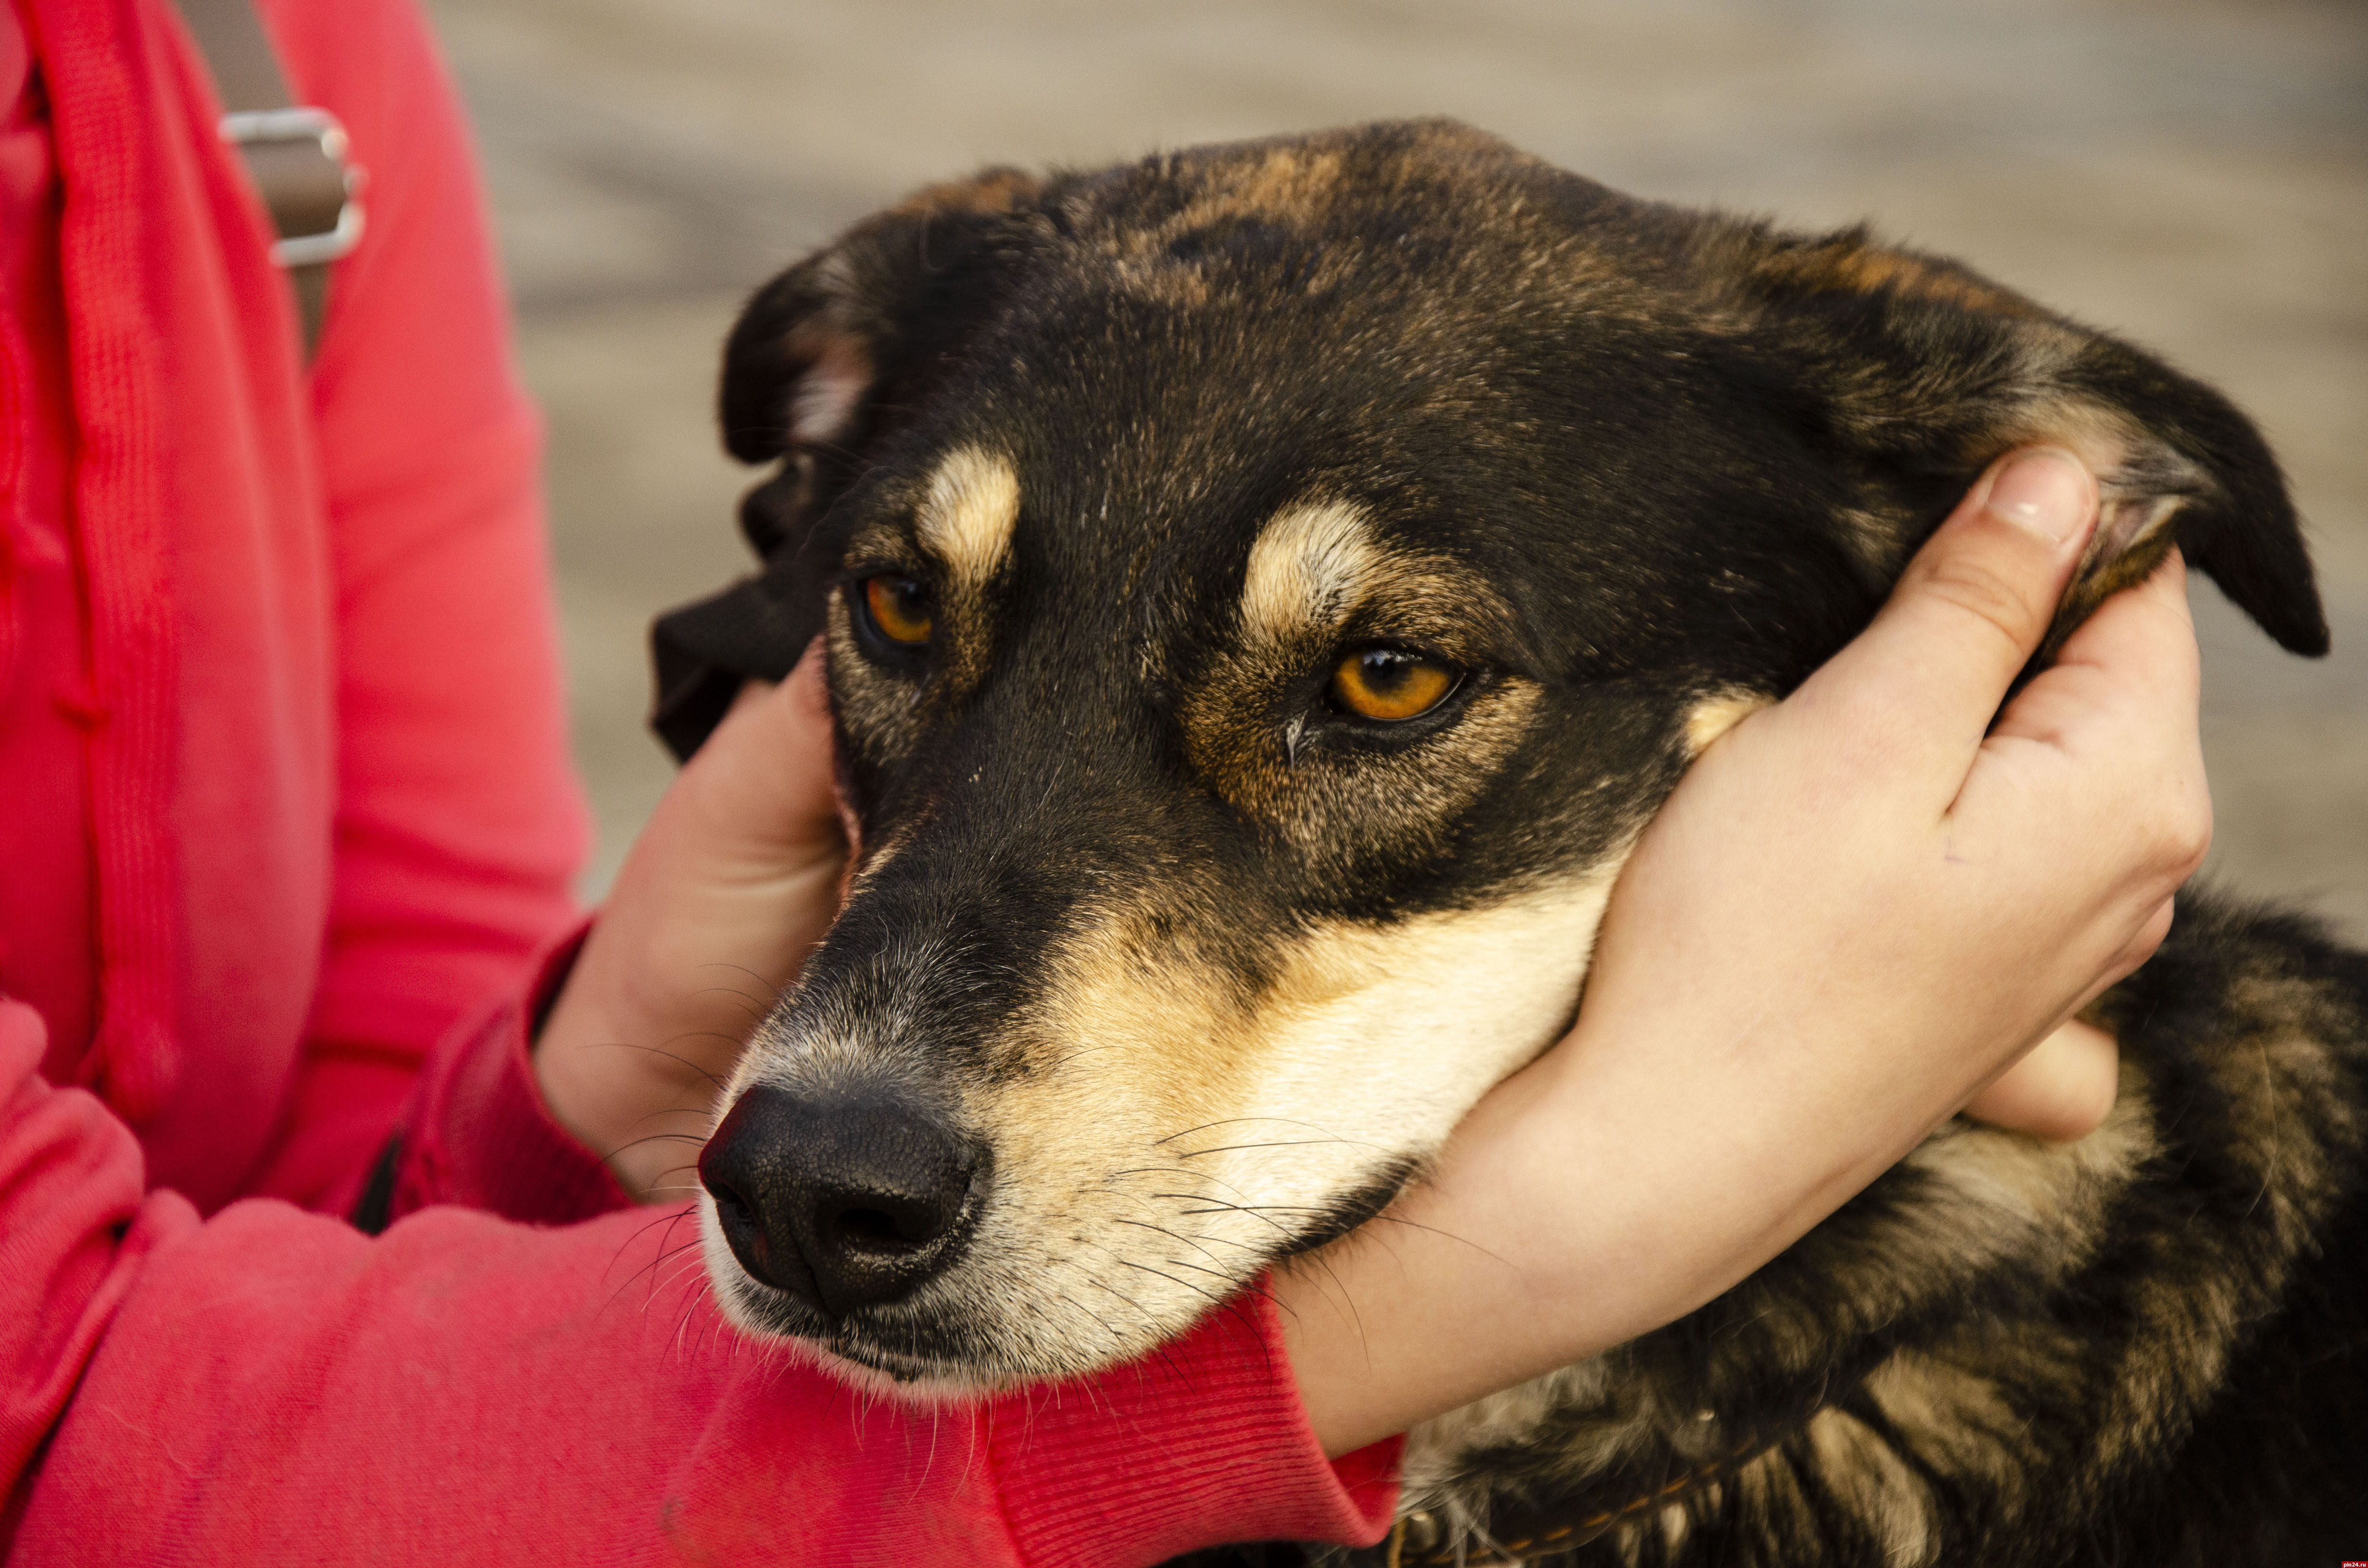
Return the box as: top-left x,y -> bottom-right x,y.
1983,448 -> 2093,549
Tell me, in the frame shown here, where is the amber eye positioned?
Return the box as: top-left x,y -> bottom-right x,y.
1329,648 -> 1456,723
860,575 -> 934,645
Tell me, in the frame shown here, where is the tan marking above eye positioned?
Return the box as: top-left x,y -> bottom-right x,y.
1331,648 -> 1455,722
1240,500 -> 1381,649
863,575 -> 934,644
916,447 -> 1021,595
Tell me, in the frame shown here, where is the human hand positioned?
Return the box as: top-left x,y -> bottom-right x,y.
1276,446 -> 2210,1453
535,643 -> 846,1201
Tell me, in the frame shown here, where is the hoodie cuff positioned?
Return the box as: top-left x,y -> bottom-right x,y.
387,919 -> 632,1227
989,1284 -> 1402,1566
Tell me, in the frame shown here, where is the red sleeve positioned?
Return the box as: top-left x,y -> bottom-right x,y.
234,0 -> 590,1212
0,1000 -> 1399,1563
381,921 -> 638,1227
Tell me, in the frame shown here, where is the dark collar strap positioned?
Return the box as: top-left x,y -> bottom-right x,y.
169,0 -> 364,359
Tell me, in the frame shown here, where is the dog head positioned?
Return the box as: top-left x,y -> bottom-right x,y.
664,120 -> 2324,1390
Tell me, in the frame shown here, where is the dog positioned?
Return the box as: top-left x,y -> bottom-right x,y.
649,120 -> 2368,1565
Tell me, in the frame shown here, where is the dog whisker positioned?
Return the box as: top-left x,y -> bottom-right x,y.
577,1038 -> 735,1093
1152,1196 -> 1307,1241
1151,1114 -> 1374,1148
697,960 -> 793,1005
602,1203 -> 705,1291
1097,1164 -> 1268,1204
1176,1136 -> 1378,1158
598,1131 -> 712,1168
1105,1216 -> 1234,1269
1114,1258 -> 1241,1316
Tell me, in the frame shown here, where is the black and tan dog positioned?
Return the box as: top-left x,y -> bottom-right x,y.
652,121 -> 2368,1565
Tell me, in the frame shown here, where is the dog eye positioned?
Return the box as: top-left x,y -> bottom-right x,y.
860,575 -> 934,645
1329,648 -> 1456,722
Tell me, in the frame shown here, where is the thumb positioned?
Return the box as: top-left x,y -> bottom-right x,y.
1798,445 -> 2100,777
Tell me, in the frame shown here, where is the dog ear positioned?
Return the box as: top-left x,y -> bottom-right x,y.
1724,224 -> 2328,662
650,168 -> 1046,761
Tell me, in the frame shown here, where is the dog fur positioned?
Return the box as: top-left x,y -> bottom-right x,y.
653,120 -> 2368,1564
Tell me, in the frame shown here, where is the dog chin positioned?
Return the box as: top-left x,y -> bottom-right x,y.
695,1217 -> 1047,1401
796,1339 -> 1017,1404
707,1277 -> 1022,1402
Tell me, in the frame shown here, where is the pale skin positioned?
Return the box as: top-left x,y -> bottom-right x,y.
537,445 -> 2193,1456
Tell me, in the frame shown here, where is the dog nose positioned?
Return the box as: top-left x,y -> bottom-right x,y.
699,1084 -> 985,1318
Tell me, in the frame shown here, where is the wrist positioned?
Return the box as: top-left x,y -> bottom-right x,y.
1279,992 -> 1961,1457
532,924 -> 718,1201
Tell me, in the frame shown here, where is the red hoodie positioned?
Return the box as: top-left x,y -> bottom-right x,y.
0,0 -> 1398,1559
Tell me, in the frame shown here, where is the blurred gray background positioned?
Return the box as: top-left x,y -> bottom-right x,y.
420,0 -> 2368,939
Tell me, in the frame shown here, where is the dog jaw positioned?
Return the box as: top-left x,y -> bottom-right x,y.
698,865 -> 1625,1389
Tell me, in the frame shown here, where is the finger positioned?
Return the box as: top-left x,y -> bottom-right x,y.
706,637 -> 825,752
1961,1017 -> 2120,1141
2064,543 -> 2195,668
743,637 -> 836,772
1994,549 -> 2198,754
1793,447 -> 2098,777
722,675 -> 775,717
2108,894 -> 2179,984
1973,552 -> 2210,905
680,637 -> 842,864
2045,894 -> 2179,1036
